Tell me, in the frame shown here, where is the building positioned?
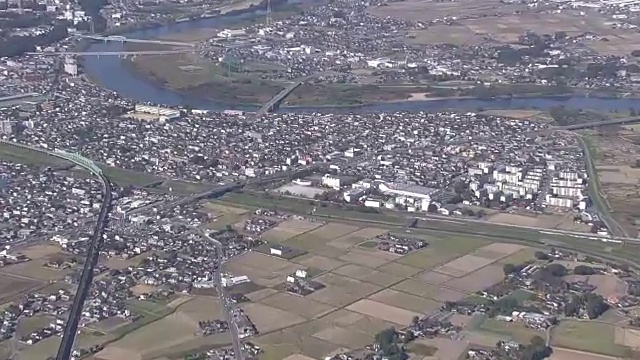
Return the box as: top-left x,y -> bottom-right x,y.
221,275 -> 250,287
378,182 -> 438,201
133,105 -> 181,121
63,57 -> 78,77
0,120 -> 14,135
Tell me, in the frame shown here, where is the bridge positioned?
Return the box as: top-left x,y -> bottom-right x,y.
80,34 -> 196,47
555,116 -> 640,130
27,50 -> 193,56
252,75 -> 314,119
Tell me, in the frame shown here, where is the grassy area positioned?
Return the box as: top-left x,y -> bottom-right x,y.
407,343 -> 438,356
475,316 -> 541,344
505,289 -> 537,302
0,143 -> 70,167
550,320 -> 631,357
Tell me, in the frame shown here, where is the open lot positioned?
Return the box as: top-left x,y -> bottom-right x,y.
347,299 -> 421,326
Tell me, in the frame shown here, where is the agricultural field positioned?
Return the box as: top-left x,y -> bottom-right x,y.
551,320 -> 632,358
217,214 -> 553,360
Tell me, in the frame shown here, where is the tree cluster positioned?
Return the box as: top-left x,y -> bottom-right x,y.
0,23 -> 68,57
520,336 -> 553,360
572,265 -> 596,275
564,293 -> 609,319
375,328 -> 406,360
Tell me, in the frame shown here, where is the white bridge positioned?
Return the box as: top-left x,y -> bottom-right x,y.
80,34 -> 196,47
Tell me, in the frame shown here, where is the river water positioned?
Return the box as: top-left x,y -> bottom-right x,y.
82,7 -> 640,113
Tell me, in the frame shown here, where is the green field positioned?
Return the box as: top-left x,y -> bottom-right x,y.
551,320 -> 632,357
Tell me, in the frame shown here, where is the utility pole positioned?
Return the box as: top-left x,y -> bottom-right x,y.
266,0 -> 272,27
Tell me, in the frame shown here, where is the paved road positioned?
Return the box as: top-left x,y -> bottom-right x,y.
199,230 -> 244,360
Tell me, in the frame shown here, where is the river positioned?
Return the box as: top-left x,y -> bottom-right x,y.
82,6 -> 640,113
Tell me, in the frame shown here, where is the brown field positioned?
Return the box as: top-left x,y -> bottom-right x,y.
321,309 -> 366,327
368,289 -> 441,314
347,299 -> 421,326
413,337 -> 467,360
260,292 -> 335,319
294,254 -> 346,272
98,312 -> 200,359
297,223 -> 361,241
615,327 -> 640,349
2,259 -> 72,281
242,303 -> 307,333
0,273 -> 41,302
19,244 -> 62,259
337,248 -> 395,268
312,326 -> 372,348
225,251 -> 306,287
327,227 -> 387,250
309,273 -> 382,307
416,270 -> 454,285
19,336 -> 62,360
332,264 -> 403,286
444,264 -> 505,293
392,279 -> 467,302
598,165 -> 640,185
549,348 -> 623,360
434,254 -> 496,278
262,219 -> 323,242
475,242 -> 527,257
246,288 -> 279,302
255,325 -> 340,360
376,262 -> 423,278
488,213 -> 566,228
497,247 -> 538,265
176,296 -> 221,322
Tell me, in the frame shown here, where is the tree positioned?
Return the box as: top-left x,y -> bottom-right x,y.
534,251 -> 549,260
503,263 -> 516,275
631,50 -> 640,57
530,335 -> 546,347
586,294 -> 609,319
546,263 -> 567,277
564,295 -> 580,317
573,265 -> 596,275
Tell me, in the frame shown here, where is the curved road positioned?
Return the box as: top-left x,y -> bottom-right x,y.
0,140 -> 113,360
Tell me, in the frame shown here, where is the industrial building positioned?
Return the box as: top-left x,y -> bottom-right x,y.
131,105 -> 181,121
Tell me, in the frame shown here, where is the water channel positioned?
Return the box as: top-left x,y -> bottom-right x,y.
82,6 -> 640,113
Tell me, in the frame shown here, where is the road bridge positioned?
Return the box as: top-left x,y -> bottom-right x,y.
555,116 -> 640,130
80,34 -> 195,47
252,75 -> 314,119
27,50 -> 193,56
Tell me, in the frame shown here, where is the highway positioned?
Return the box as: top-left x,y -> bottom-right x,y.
0,140 -> 113,360
128,183 -> 243,215
55,172 -> 111,360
